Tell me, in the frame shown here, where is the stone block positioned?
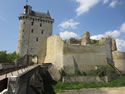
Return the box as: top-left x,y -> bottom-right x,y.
81,31 -> 91,45
48,65 -> 61,81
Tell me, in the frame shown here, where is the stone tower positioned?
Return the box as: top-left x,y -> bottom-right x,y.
81,31 -> 91,45
17,5 -> 54,63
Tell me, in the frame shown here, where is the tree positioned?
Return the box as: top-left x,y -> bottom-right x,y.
0,51 -> 19,63
0,51 -> 8,63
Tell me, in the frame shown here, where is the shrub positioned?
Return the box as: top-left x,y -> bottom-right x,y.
86,65 -> 116,77
91,40 -> 99,44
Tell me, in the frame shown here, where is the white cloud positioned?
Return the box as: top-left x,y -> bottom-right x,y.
91,30 -> 120,40
90,22 -> 125,51
75,0 -> 100,16
58,19 -> 80,30
105,30 -> 120,38
116,39 -> 125,51
120,23 -> 125,32
103,0 -> 109,4
91,26 -> 122,40
91,34 -> 125,51
59,31 -> 78,40
91,34 -> 104,40
109,0 -> 118,8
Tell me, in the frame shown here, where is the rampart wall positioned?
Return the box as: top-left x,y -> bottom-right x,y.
63,44 -> 108,73
44,35 -> 109,73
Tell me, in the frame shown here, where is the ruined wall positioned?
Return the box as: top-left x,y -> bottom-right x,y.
63,44 -> 108,73
45,35 -> 110,73
112,51 -> 125,73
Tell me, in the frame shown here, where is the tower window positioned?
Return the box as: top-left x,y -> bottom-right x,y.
31,29 -> 33,33
36,37 -> 38,42
23,29 -> 24,32
31,22 -> 34,26
40,23 -> 42,27
41,30 -> 44,34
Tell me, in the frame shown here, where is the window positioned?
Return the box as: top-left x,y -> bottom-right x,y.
23,22 -> 25,24
31,22 -> 34,26
36,37 -> 38,42
31,29 -> 33,33
40,23 -> 42,27
23,29 -> 24,32
41,30 -> 44,34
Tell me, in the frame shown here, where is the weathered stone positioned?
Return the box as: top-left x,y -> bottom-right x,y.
48,65 -> 61,81
81,31 -> 91,45
15,54 -> 33,66
99,36 -> 117,51
63,76 -> 97,83
112,38 -> 117,51
99,38 -> 105,45
69,38 -> 81,45
112,51 -> 125,73
44,35 -> 64,69
45,35 -> 109,74
17,5 -> 54,63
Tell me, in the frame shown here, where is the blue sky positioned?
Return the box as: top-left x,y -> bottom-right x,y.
0,0 -> 125,52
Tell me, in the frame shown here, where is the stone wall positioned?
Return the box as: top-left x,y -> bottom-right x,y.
63,44 -> 108,73
1,65 -> 56,94
45,35 -> 110,74
62,76 -> 108,83
44,35 -> 64,69
57,87 -> 125,94
6,65 -> 44,94
112,51 -> 125,74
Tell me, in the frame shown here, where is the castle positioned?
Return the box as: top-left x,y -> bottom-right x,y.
17,5 -> 125,74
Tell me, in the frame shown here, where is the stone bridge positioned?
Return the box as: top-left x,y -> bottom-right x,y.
0,64 -> 57,94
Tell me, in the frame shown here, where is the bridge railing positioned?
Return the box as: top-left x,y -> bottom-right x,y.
6,65 -> 44,94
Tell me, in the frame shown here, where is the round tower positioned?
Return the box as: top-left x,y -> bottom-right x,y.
17,5 -> 54,63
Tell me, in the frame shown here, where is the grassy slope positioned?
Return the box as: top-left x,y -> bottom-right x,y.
53,76 -> 125,92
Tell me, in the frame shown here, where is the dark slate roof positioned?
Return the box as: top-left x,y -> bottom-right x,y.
19,11 -> 51,19
30,11 -> 51,19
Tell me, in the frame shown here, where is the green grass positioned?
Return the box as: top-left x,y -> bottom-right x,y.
91,40 -> 99,45
53,76 -> 125,92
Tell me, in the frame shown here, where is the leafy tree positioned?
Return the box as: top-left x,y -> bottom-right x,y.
7,52 -> 19,63
91,40 -> 99,44
0,51 -> 19,63
0,51 -> 8,63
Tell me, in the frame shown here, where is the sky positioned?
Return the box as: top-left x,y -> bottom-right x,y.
0,0 -> 125,52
